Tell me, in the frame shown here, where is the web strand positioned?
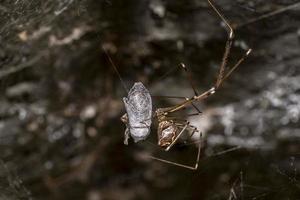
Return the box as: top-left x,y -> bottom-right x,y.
102,46 -> 129,93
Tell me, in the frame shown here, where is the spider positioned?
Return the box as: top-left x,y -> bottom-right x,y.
104,0 -> 252,170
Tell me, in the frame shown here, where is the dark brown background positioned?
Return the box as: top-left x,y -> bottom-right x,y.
0,0 -> 300,199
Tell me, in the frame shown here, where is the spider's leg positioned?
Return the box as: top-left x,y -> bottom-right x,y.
165,117 -> 198,125
207,0 -> 252,89
174,122 -> 199,138
153,95 -> 202,117
163,45 -> 251,114
179,63 -> 199,96
165,87 -> 216,114
148,132 -> 202,170
165,122 -> 189,151
193,131 -> 202,170
219,49 -> 252,84
188,125 -> 198,138
207,0 -> 234,89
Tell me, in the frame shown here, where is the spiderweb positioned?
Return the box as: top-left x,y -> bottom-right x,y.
0,0 -> 300,199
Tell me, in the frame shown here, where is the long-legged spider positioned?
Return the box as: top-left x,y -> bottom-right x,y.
104,0 -> 252,170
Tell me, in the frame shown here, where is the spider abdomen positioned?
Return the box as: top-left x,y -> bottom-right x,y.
158,121 -> 178,147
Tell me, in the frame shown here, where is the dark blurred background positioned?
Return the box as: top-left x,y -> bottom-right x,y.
0,0 -> 300,199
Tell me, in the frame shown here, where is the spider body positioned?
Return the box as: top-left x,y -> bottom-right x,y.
106,0 -> 252,170
157,121 -> 177,147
